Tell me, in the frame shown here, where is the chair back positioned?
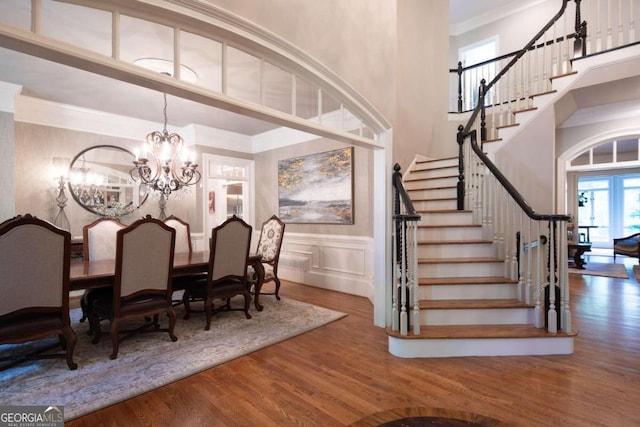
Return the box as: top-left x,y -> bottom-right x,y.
164,215 -> 192,254
83,217 -> 126,261
256,215 -> 285,264
0,214 -> 71,316
209,216 -> 252,282
114,216 -> 176,302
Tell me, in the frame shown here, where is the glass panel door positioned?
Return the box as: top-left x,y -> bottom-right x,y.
203,154 -> 254,238
577,177 -> 610,246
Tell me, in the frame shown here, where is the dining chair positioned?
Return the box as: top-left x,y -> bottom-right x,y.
88,215 -> 178,359
247,215 -> 286,300
0,214 -> 77,370
163,215 -> 205,307
182,215 -> 253,330
79,217 -> 126,331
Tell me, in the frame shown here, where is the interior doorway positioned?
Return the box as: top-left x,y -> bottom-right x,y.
202,154 -> 255,237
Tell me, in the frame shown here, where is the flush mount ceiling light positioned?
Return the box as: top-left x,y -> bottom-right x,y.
133,58 -> 198,84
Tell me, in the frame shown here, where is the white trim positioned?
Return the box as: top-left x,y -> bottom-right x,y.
0,81 -> 21,113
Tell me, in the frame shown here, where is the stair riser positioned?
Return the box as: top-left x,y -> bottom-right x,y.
418,243 -> 495,258
413,159 -> 457,171
408,188 -> 454,199
419,284 -> 518,300
417,227 -> 483,240
418,211 -> 473,224
419,262 -> 504,277
413,200 -> 457,210
388,336 -> 574,358
420,307 -> 533,326
404,177 -> 458,190
407,167 -> 457,180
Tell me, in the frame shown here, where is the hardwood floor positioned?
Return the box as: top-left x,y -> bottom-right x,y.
67,260 -> 640,427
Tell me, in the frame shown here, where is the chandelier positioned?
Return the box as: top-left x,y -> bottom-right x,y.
130,92 -> 201,199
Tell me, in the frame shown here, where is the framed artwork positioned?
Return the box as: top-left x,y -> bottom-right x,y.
208,191 -> 215,213
278,147 -> 353,224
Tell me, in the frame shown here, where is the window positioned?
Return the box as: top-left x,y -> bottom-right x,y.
578,173 -> 640,246
459,37 -> 497,110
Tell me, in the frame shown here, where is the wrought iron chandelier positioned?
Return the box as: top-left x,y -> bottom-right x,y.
130,92 -> 201,199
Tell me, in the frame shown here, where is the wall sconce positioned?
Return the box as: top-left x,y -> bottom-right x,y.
52,157 -> 70,231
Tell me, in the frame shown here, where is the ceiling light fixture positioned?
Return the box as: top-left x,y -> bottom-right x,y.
133,58 -> 198,84
129,90 -> 201,215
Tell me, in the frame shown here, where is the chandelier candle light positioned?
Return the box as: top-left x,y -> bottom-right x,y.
130,92 -> 201,206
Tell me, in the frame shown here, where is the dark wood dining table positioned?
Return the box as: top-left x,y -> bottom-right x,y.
69,251 -> 267,311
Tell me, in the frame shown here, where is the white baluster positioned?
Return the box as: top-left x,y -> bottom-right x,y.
534,221 -> 544,328
630,0 -> 635,43
607,0 -> 613,49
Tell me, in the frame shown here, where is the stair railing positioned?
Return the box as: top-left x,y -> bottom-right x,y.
392,163 -> 421,336
456,0 -> 578,334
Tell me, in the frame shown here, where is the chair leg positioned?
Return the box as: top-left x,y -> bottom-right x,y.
167,308 -> 178,342
243,291 -> 252,319
62,325 -> 78,370
89,313 -> 102,344
182,290 -> 192,320
109,319 -> 120,360
80,291 -> 89,323
274,278 -> 282,301
205,296 -> 213,331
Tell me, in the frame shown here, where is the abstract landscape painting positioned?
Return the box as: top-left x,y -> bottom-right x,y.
278,147 -> 353,223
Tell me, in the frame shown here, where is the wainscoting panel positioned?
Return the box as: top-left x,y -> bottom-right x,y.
276,232 -> 374,299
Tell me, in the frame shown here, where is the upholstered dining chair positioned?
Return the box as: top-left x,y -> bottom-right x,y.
182,215 -> 253,330
0,214 -> 77,370
79,217 -> 126,331
247,215 -> 285,300
88,215 -> 178,360
163,215 -> 204,307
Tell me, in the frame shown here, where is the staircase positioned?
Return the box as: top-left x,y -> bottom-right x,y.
388,156 -> 576,358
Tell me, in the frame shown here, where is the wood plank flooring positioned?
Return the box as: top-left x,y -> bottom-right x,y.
67,263 -> 640,426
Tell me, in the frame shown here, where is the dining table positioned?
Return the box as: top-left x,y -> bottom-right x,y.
69,251 -> 267,311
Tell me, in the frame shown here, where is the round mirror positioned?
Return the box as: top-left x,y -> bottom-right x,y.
68,145 -> 148,218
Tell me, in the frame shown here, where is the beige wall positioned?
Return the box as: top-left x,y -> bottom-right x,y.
253,140 -> 372,236
205,0 -> 450,170
13,122 -> 193,237
0,111 -> 14,220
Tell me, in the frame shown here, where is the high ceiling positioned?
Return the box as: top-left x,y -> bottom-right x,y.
0,1 -> 550,141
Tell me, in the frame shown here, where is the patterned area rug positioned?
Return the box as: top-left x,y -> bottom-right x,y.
568,262 -> 629,279
0,297 -> 346,420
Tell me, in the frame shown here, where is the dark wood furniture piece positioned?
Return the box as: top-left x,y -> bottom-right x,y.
163,215 -> 206,307
79,217 -> 126,329
182,216 -> 254,330
88,215 -> 178,359
568,243 -> 592,269
0,214 -> 77,370
613,232 -> 640,262
69,250 -> 265,311
248,215 -> 285,300
578,225 -> 598,243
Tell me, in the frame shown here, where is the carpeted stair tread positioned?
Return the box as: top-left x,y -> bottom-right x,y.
418,298 -> 532,310
419,276 -> 517,285
386,324 -> 577,339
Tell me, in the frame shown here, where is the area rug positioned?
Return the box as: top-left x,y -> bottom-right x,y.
568,262 -> 629,279
0,297 -> 346,420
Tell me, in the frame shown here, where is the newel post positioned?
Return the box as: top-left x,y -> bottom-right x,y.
456,125 -> 465,210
